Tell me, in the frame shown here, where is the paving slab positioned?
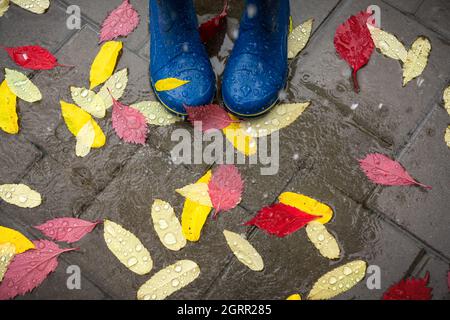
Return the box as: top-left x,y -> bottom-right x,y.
415,0 -> 450,40
382,0 -> 423,14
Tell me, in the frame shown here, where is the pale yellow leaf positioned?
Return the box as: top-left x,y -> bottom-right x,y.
137,260 -> 200,300
5,68 -> 42,103
308,260 -> 367,300
176,183 -> 213,207
286,293 -> 302,300
71,86 -> 106,118
10,0 -> 49,14
0,243 -> 15,282
155,78 -> 190,92
75,120 -> 95,157
0,226 -> 34,253
240,102 -> 310,138
151,199 -> 186,251
403,36 -> 431,86
90,41 -> 122,89
0,184 -> 41,208
223,114 -> 257,156
305,221 -> 340,259
278,192 -> 333,224
223,230 -> 264,272
288,18 -> 313,59
367,24 -> 408,62
443,86 -> 450,116
103,220 -> 153,275
0,0 -> 9,17
0,80 -> 19,134
130,101 -> 181,126
97,68 -> 128,109
445,126 -> 450,148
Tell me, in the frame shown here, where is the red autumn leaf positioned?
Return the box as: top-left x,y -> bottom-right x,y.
34,218 -> 101,244
208,164 -> 244,217
198,0 -> 228,43
334,11 -> 374,92
185,104 -> 234,132
382,272 -> 432,300
110,92 -> 148,145
99,0 -> 140,43
0,240 -> 77,300
244,203 -> 320,237
359,153 -> 431,189
2,45 -> 70,70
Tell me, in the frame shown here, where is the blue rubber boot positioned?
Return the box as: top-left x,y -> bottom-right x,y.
149,0 -> 215,116
222,0 -> 290,117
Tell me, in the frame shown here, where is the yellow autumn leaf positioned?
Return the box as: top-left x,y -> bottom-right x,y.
240,102 -> 310,138
176,183 -> 213,207
70,86 -> 106,118
403,36 -> 431,86
155,78 -> 190,92
278,192 -> 333,224
445,126 -> 450,148
10,0 -> 49,14
103,220 -> 153,275
367,24 -> 408,63
151,200 -> 186,251
0,184 -> 41,208
130,101 -> 181,126
289,16 -> 293,33
288,18 -> 313,59
0,0 -> 9,17
305,221 -> 340,259
286,293 -> 302,300
137,260 -> 200,300
307,260 -> 367,300
223,114 -> 257,156
0,243 -> 15,282
75,120 -> 95,157
90,41 -> 123,89
0,226 -> 34,253
5,68 -> 42,103
60,100 -> 106,148
223,230 -> 264,271
181,170 -> 213,242
443,86 -> 450,116
0,80 -> 19,134
97,68 -> 128,109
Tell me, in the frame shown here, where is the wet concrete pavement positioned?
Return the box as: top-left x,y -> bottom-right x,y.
0,0 -> 449,299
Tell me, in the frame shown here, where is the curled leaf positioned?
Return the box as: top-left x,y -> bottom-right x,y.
383,272 -> 432,300
5,68 -> 42,103
34,218 -> 101,244
240,102 -> 310,138
0,243 -> 15,283
3,45 -> 68,70
208,164 -> 243,216
90,41 -> 123,89
111,95 -> 148,144
288,18 -> 313,59
223,114 -> 257,156
185,104 -> 234,131
131,101 -> 181,126
0,0 -> 9,17
0,80 -> 18,134
70,87 -> 106,118
0,226 -> 34,254
151,200 -> 186,251
137,260 -> 200,300
10,0 -> 49,14
155,78 -> 189,92
287,293 -> 302,300
199,0 -> 228,43
103,220 -> 153,275
0,184 -> 41,208
367,24 -> 407,63
305,221 -> 340,259
278,192 -> 333,224
308,260 -> 367,300
75,120 -> 95,157
97,68 -> 128,109
403,36 -> 431,86
223,230 -> 263,271
99,0 -> 140,43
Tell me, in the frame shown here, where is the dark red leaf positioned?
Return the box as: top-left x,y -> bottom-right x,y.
382,272 -> 432,300
2,45 -> 70,70
244,203 -> 320,237
334,11 -> 374,92
185,104 -> 234,132
198,0 -> 228,43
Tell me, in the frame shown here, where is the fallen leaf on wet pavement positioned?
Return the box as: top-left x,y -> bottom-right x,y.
0,184 -> 41,208
367,24 -> 408,63
445,126 -> 450,148
97,68 -> 128,109
223,230 -> 264,271
90,41 -> 122,89
103,220 -> 153,275
151,199 -> 186,251
0,80 -> 18,134
0,0 -> 9,16
71,86 -> 106,118
305,221 -> 340,260
176,183 -> 213,207
34,218 -> 101,243
5,68 -> 42,103
308,260 -> 367,300
278,192 -> 333,224
223,114 -> 257,156
383,272 -> 432,300
99,0 -> 140,43
130,100 -> 181,126
288,18 -> 313,59
185,104 -> 234,131
0,243 -> 15,283
10,0 -> 49,14
286,293 -> 302,300
137,260 -> 200,300
334,11 -> 374,92
3,45 -> 68,70
443,85 -> 450,116
155,77 -> 190,92
0,226 -> 34,254
359,153 -> 431,189
75,121 -> 96,158
403,36 -> 431,86
198,0 -> 228,43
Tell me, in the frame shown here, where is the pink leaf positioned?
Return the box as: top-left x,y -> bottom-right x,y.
0,240 -> 77,300
99,0 -> 140,43
111,93 -> 148,145
34,218 -> 101,243
359,153 -> 431,189
185,104 -> 234,132
208,164 -> 244,217
198,0 -> 228,43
